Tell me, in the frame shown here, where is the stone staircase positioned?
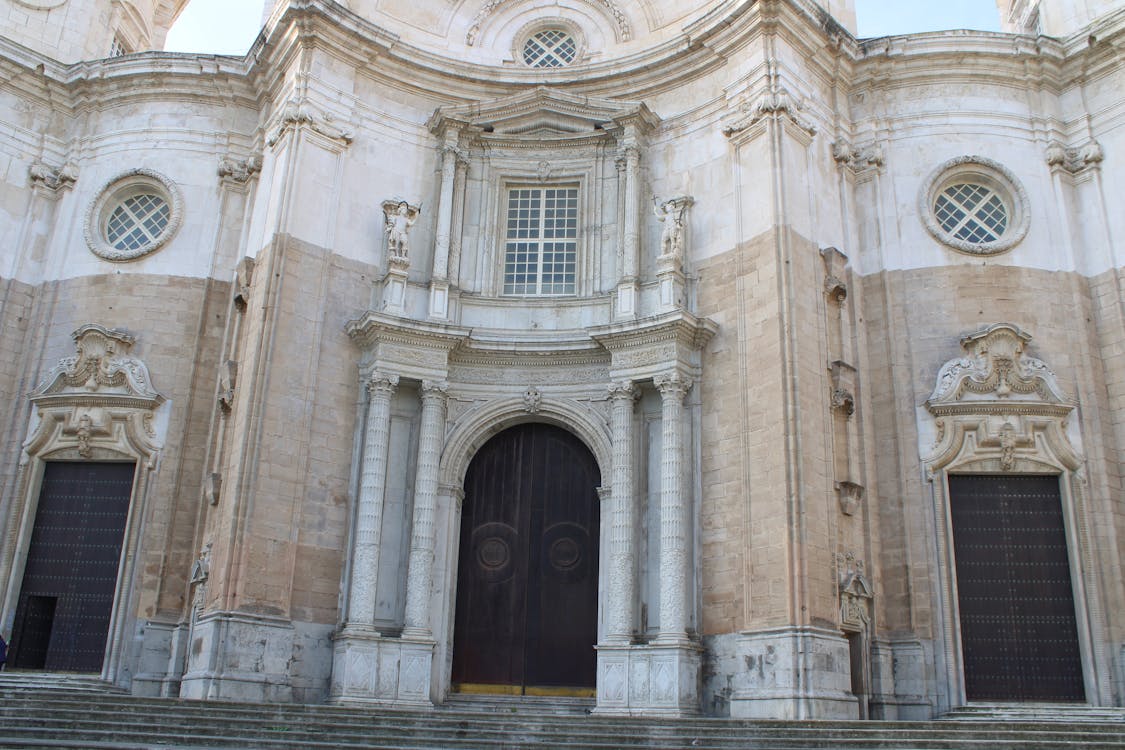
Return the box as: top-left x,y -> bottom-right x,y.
0,681 -> 1123,749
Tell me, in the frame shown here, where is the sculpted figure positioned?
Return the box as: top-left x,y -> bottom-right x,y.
383,200 -> 419,260
654,196 -> 686,259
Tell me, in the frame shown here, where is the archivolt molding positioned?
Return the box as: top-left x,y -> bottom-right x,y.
466,0 -> 632,46
438,396 -> 611,490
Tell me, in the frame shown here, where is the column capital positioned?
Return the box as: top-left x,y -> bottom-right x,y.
366,371 -> 399,396
608,380 -> 638,401
654,372 -> 690,400
420,380 -> 450,400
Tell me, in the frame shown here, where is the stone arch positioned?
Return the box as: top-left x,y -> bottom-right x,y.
921,323 -> 1109,710
439,396 -> 611,492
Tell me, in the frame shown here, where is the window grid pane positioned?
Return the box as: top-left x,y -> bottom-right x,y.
504,187 -> 578,295
935,183 -> 1007,245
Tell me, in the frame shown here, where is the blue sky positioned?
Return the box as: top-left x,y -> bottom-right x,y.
164,1 -> 1004,55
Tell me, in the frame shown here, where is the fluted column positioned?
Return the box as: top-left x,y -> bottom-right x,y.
345,372 -> 398,630
403,381 -> 449,638
655,372 -> 691,641
605,380 -> 638,643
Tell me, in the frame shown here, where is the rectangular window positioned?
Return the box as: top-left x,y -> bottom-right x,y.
504,186 -> 578,295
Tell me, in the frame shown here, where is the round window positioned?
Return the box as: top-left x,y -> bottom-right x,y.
920,157 -> 1029,256
522,29 -> 578,68
85,169 -> 182,261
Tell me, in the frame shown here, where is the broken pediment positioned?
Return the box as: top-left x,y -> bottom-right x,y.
31,324 -> 165,410
428,86 -> 659,139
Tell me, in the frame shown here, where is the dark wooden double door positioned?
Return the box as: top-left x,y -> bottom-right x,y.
949,474 -> 1085,702
452,424 -> 600,694
10,462 -> 134,672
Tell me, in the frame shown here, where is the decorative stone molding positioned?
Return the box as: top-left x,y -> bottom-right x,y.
835,481 -> 864,517
829,361 -> 856,418
83,168 -> 183,262
28,161 -> 78,192
267,100 -> 354,148
12,0 -> 68,8
820,247 -> 849,304
218,154 -> 262,184
724,87 -> 817,139
838,553 -> 873,632
831,140 -> 884,174
32,325 -> 163,411
233,257 -> 254,310
203,472 -> 222,506
522,386 -> 542,413
217,360 -> 237,413
466,0 -> 631,46
919,156 -> 1029,257
1046,139 -> 1103,175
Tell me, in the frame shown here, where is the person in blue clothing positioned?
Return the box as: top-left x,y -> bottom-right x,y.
0,632 -> 7,671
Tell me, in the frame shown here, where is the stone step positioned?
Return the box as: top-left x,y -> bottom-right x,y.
0,688 -> 1123,750
942,704 -> 1125,723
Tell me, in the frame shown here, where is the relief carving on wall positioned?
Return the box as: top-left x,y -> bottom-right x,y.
382,199 -> 421,267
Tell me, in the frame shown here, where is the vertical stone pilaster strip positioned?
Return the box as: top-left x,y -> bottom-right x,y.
403,381 -> 449,637
606,380 -> 637,643
433,138 -> 462,282
345,372 -> 398,630
448,157 -> 469,285
655,372 -> 691,641
621,140 -> 641,283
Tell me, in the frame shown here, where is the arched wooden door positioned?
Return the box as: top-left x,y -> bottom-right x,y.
452,423 -> 600,695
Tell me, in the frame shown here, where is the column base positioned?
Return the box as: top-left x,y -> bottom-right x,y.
728,626 -> 858,720
330,630 -> 435,707
593,641 -> 701,716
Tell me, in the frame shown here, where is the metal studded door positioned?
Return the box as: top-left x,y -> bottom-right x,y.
452,423 -> 600,694
10,462 -> 135,672
948,474 -> 1085,701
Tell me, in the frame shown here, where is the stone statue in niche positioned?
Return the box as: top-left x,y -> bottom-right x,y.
382,199 -> 421,262
653,195 -> 693,262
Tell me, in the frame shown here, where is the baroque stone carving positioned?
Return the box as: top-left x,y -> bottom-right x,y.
382,199 -> 421,266
33,324 -> 162,406
1046,139 -> 1103,174
837,552 -> 873,632
234,257 -> 255,310
835,481 -> 864,517
522,386 -> 542,413
29,161 -> 78,192
831,140 -> 884,174
724,63 -> 817,139
829,361 -> 857,418
267,100 -> 354,147
927,323 -> 1068,408
653,195 -> 692,263
218,154 -> 262,184
820,247 -> 849,304
218,360 -> 237,413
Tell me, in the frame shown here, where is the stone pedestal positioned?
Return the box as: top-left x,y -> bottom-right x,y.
330,630 -> 435,707
381,261 -> 409,315
179,612 -> 296,703
728,627 -> 858,719
594,642 -> 701,716
656,257 -> 685,312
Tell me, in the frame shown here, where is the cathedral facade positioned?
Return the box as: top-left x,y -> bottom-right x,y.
0,0 -> 1122,720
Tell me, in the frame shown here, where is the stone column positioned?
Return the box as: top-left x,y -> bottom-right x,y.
430,134 -> 464,319
654,372 -> 690,641
345,371 -> 398,630
616,136 -> 641,318
402,380 -> 448,638
605,380 -> 637,643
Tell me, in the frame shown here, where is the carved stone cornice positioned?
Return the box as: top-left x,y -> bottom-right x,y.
428,87 -> 660,143
346,311 -> 472,352
28,161 -> 78,193
31,324 -> 164,411
1046,139 -> 1103,175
